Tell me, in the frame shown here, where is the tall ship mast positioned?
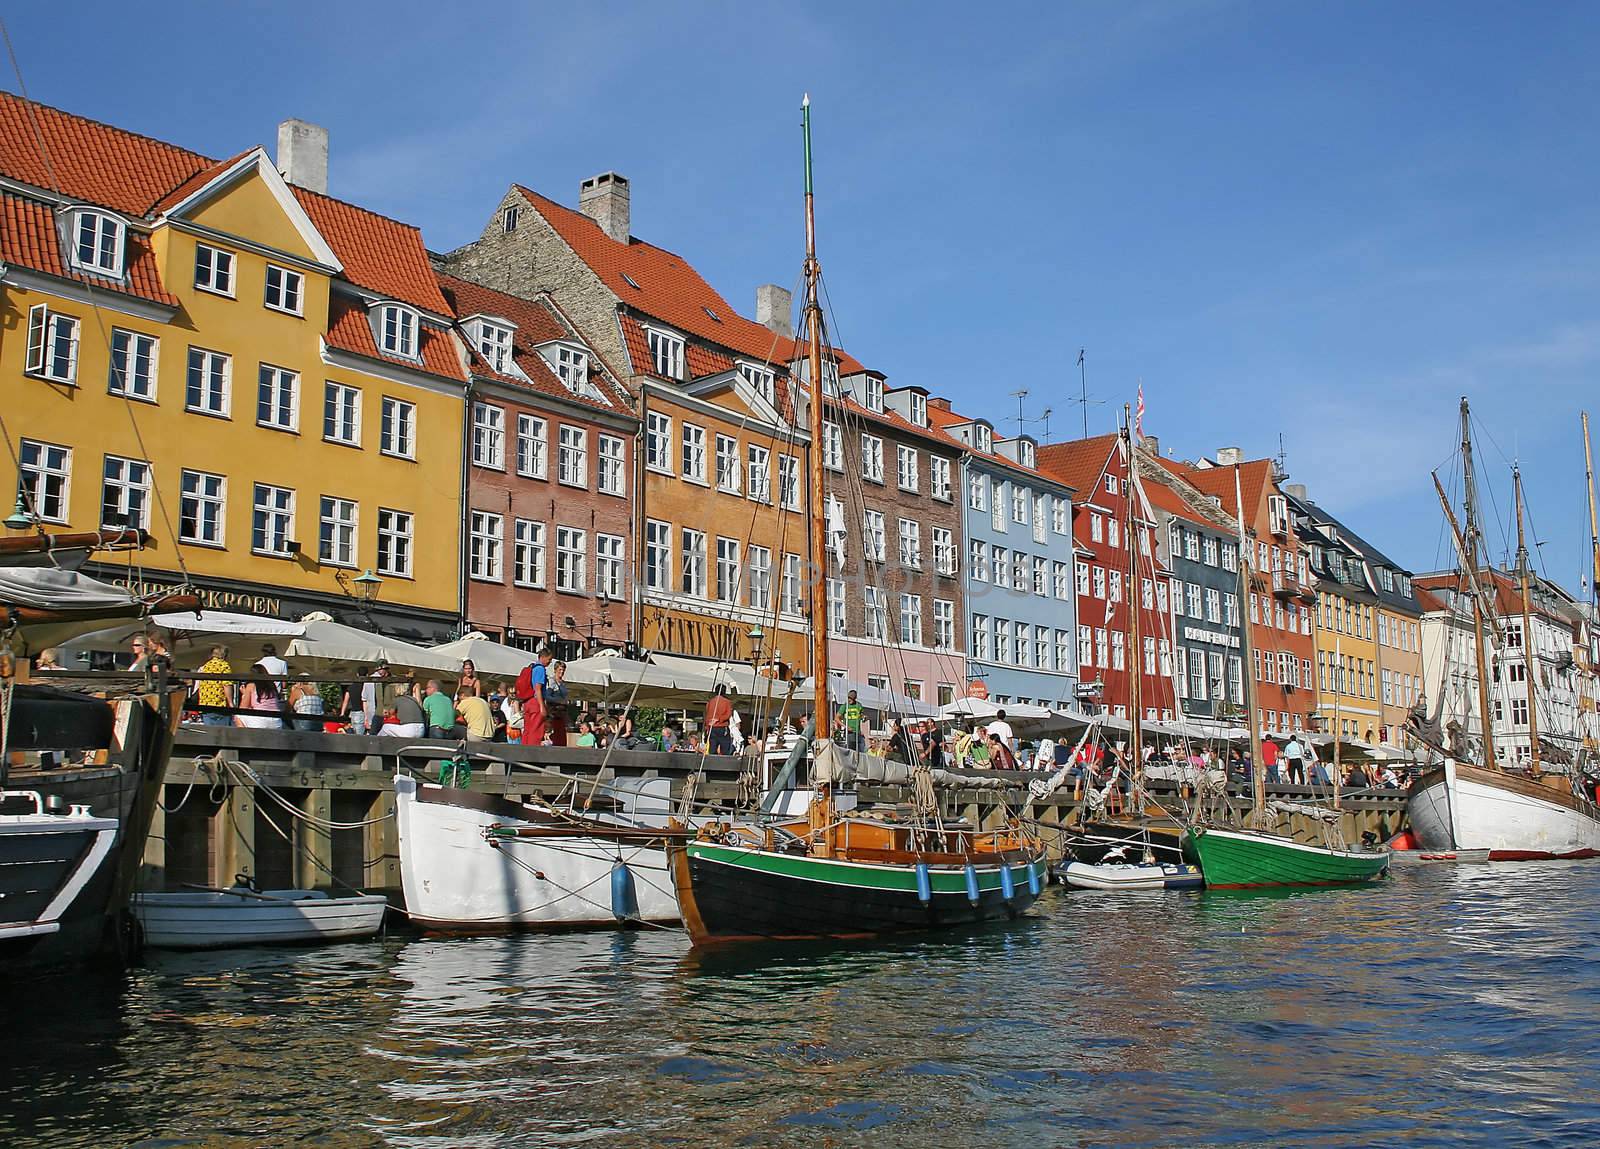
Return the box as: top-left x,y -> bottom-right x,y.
666,98 -> 1048,943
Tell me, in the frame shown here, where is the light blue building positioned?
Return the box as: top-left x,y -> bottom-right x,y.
929,401 -> 1078,709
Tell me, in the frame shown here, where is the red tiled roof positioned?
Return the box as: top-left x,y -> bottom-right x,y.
0,91 -> 213,216
620,313 -> 798,420
1036,434 -> 1122,498
518,185 -> 796,368
436,273 -> 629,412
1139,463 -> 1218,528
0,193 -> 178,307
921,403 -> 1073,485
325,295 -> 466,382
1158,456 -> 1273,519
294,188 -> 448,315
1416,567 -> 1567,625
148,150 -> 254,215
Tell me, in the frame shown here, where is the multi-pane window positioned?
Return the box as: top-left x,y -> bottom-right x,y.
680,424 -> 707,483
558,425 -> 588,486
1079,625 -> 1094,668
899,519 -> 922,569
1096,628 -> 1109,667
108,329 -> 158,400
715,434 -> 741,493
908,392 -> 928,426
971,614 -> 992,661
251,483 -> 295,555
824,495 -> 847,562
782,553 -> 804,615
1092,566 -> 1106,599
969,472 -> 988,511
1206,588 -> 1222,624
1203,536 -> 1219,566
1052,496 -> 1068,534
323,383 -> 362,445
378,305 -> 417,358
1112,631 -> 1126,671
748,546 -> 772,609
930,456 -> 951,500
1076,560 -> 1090,595
1033,494 -> 1048,543
863,511 -> 887,562
1012,485 -> 1028,524
1016,623 -> 1031,668
647,328 -> 685,379
993,547 -> 1011,589
644,520 -> 671,590
1014,551 -> 1028,591
680,528 -> 707,597
477,322 -> 513,373
264,264 -> 304,315
861,375 -> 885,412
381,397 -> 416,459
1033,557 -> 1048,597
897,445 -> 919,492
517,415 -> 548,478
1108,518 -> 1120,549
179,469 -> 225,545
514,519 -> 545,587
255,364 -> 297,430
71,210 -> 123,275
18,440 -> 70,524
992,483 -> 1008,533
1090,513 -> 1104,543
1190,652 -> 1207,699
933,600 -> 955,650
186,348 -> 231,416
645,412 -> 673,472
101,455 -> 151,529
1055,629 -> 1071,672
1187,582 -> 1203,618
194,243 -> 234,295
377,508 -> 413,576
822,422 -> 843,471
555,347 -> 588,392
1054,561 -> 1070,599
996,620 -> 1013,664
472,403 -> 505,469
860,434 -> 884,482
747,445 -> 771,502
900,594 -> 923,645
864,587 -> 888,640
469,511 -> 504,580
933,527 -> 956,576
716,537 -> 742,602
1222,542 -> 1238,572
596,534 -> 624,599
319,496 -> 359,567
970,540 -> 990,581
738,362 -> 775,402
556,526 -> 587,592
598,434 -> 625,495
24,306 -> 80,384
777,455 -> 800,510
827,578 -> 846,635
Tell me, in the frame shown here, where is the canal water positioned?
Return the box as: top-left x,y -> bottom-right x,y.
4,862 -> 1598,1148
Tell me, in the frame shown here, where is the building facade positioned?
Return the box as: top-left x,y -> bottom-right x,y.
437,274 -> 636,658
928,400 -> 1076,708
3,98 -> 464,640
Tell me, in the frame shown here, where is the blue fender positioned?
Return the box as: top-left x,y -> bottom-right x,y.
610,859 -> 640,921
964,863 -> 981,905
915,862 -> 932,904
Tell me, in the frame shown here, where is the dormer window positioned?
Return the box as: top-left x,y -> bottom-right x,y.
862,376 -> 884,413
377,304 -> 419,359
822,359 -> 839,396
475,319 -> 513,373
908,393 -> 927,427
556,346 -> 588,391
972,424 -> 993,453
1018,440 -> 1036,468
646,327 -> 684,379
738,362 -> 775,404
70,209 -> 124,277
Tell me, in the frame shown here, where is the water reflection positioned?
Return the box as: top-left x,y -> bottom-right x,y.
2,869 -> 1599,1147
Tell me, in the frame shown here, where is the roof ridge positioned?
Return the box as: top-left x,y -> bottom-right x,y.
0,88 -> 216,169
293,183 -> 427,236
516,183 -> 695,264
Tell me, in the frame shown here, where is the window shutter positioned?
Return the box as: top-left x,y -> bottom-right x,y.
62,317 -> 80,382
26,304 -> 46,374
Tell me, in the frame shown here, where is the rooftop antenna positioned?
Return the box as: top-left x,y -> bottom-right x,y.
1275,432 -> 1289,480
1077,349 -> 1088,437
1038,406 -> 1053,444
1010,388 -> 1029,437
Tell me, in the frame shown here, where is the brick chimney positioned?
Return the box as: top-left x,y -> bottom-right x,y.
276,119 -> 328,195
579,172 -> 630,243
755,284 -> 793,338
928,396 -> 953,412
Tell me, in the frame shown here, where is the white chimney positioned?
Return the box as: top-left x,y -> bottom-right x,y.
579,172 -> 630,243
755,284 -> 793,338
276,119 -> 328,195
1216,446 -> 1244,465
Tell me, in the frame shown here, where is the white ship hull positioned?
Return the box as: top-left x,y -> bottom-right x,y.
394,774 -> 679,930
1407,760 -> 1600,860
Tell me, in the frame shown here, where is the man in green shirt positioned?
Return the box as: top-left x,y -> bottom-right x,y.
423,679 -> 460,739
841,690 -> 865,752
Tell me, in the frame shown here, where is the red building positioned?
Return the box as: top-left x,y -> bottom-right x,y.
436,273 -> 637,658
1037,434 -> 1179,722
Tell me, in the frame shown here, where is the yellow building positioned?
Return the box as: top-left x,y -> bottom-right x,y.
0,98 -> 465,639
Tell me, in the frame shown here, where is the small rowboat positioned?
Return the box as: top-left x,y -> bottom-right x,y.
1056,860 -> 1205,891
132,886 -> 388,950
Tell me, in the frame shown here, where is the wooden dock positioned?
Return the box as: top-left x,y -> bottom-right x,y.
142,728 -> 1409,904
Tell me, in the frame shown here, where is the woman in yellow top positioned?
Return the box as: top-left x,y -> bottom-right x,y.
195,644 -> 235,726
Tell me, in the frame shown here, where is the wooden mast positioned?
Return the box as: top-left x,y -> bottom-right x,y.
1458,397 -> 1499,770
1332,632 -> 1343,809
1585,413 -> 1600,604
1122,408 -> 1142,779
801,95 -> 830,735
1513,463 -> 1542,775
1232,464 -> 1267,822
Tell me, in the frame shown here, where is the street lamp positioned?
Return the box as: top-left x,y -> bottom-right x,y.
335,568 -> 384,607
3,494 -> 35,531
747,623 -> 765,666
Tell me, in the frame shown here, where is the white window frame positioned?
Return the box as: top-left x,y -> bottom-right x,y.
472,403 -> 506,470
781,552 -> 804,615
863,510 -> 887,563
380,397 -> 416,460
778,454 -> 801,510
70,208 -> 124,277
108,328 -> 158,401
264,264 -> 305,316
377,508 -> 414,577
596,533 -> 624,600
644,519 -> 671,591
908,392 -> 928,427
860,434 -> 884,483
25,305 -> 81,385
514,519 -> 546,588
714,434 -> 742,494
179,468 -> 225,546
898,518 -> 922,570
930,456 -> 951,501
738,361 -> 775,403
19,439 -> 71,524
933,526 -> 956,576
556,525 -> 587,593
680,424 -> 707,485
319,496 -> 359,568
933,599 -> 954,651
251,483 -> 295,557
478,320 -> 514,374
517,415 -> 548,478
598,434 -> 626,496
827,577 -> 846,635
194,243 -> 235,297
186,348 -> 231,417
469,510 -> 504,582
896,444 -> 919,492
716,536 -> 742,602
680,528 -> 707,597
646,327 -> 685,379
101,454 -> 152,530
822,422 -> 843,472
558,425 -> 589,487
747,445 -> 771,503
377,304 -> 419,359
323,382 -> 362,446
749,545 -> 773,610
900,593 -> 922,645
645,412 -> 674,474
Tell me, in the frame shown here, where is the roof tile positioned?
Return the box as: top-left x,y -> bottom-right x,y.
325,295 -> 466,382
0,192 -> 177,307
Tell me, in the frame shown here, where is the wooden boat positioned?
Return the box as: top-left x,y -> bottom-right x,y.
0,790 -> 119,950
132,886 -> 388,949
666,99 -> 1048,945
394,768 -> 688,930
1184,826 -> 1388,888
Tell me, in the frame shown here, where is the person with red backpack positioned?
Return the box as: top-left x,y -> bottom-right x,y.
515,648 -> 553,747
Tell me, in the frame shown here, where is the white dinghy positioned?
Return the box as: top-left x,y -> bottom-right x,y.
1055,846 -> 1204,891
132,883 -> 388,950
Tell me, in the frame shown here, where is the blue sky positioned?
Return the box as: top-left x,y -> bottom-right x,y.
10,2 -> 1600,592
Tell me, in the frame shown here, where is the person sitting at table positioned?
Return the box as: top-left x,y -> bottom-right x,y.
381,681 -> 427,739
